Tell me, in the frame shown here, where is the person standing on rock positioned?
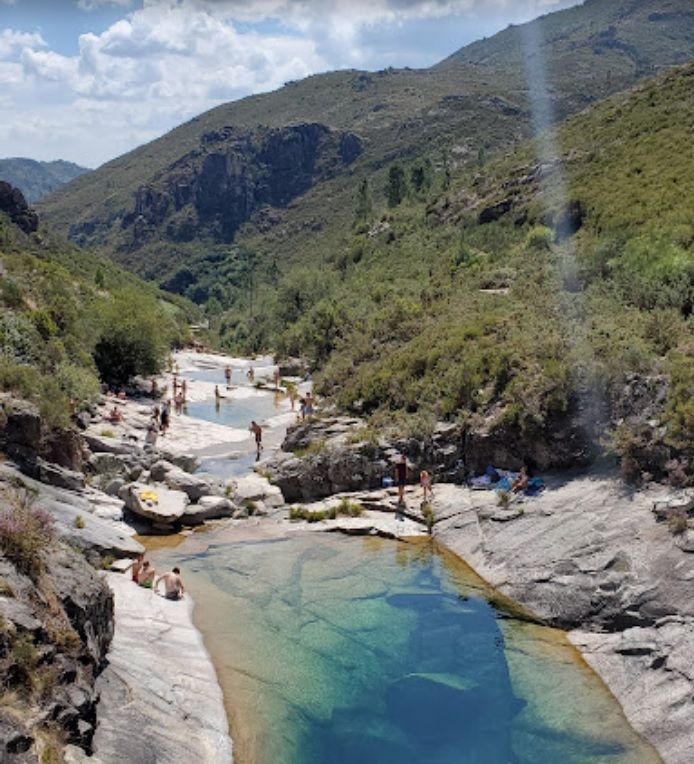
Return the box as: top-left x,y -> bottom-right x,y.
250,420 -> 263,457
420,469 -> 433,502
247,366 -> 255,383
155,568 -> 185,601
224,366 -> 232,388
394,454 -> 408,506
160,399 -> 171,435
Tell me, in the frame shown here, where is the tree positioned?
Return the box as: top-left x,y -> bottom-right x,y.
385,164 -> 408,207
354,178 -> 373,224
93,289 -> 170,387
410,159 -> 432,195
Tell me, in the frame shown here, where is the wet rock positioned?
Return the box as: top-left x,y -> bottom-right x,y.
91,574 -> 232,763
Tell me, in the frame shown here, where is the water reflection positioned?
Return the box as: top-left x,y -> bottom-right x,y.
158,534 -> 659,764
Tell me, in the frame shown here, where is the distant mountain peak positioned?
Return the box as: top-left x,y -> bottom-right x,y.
0,157 -> 90,204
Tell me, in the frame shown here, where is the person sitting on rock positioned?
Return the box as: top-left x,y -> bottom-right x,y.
106,406 -> 124,423
156,568 -> 185,601
138,561 -> 156,589
512,466 -> 529,494
127,552 -> 145,583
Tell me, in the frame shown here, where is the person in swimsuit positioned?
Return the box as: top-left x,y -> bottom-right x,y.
224,366 -> 232,387
250,420 -> 263,456
138,561 -> 155,589
156,568 -> 185,601
420,469 -> 433,501
128,553 -> 145,583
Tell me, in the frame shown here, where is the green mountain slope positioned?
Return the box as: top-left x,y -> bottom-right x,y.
0,158 -> 89,203
39,0 -> 694,284
0,184 -> 191,431
251,63 -> 694,478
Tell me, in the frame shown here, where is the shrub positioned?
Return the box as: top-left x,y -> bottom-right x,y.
667,509 -> 688,536
74,515 -> 85,530
93,289 -> 170,387
0,494 -> 56,577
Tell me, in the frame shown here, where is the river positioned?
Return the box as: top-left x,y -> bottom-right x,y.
149,355 -> 661,764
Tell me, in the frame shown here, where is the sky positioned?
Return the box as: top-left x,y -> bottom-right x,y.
0,0 -> 581,168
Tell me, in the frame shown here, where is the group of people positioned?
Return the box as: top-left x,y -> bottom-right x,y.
127,553 -> 185,601
172,375 -> 188,414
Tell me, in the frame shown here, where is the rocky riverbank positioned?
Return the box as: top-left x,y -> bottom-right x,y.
429,477 -> 694,764
261,414 -> 694,764
1,350 -> 287,763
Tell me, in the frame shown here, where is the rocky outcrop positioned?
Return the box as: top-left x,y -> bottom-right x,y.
0,181 -> 38,234
99,122 -> 362,253
91,573 -> 232,764
119,481 -> 189,529
431,476 -> 694,763
268,416 -> 467,501
0,540 -> 114,760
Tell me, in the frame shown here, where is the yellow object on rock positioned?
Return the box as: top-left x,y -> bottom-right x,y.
139,489 -> 159,503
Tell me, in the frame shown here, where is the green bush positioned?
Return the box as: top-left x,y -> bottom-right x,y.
93,289 -> 171,387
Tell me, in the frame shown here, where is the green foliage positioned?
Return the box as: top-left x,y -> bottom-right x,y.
288,500 -> 363,522
0,491 -> 56,578
386,164 -> 408,208
93,289 -> 172,387
354,178 -> 373,224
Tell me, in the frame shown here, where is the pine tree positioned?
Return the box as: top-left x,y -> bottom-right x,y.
386,164 -> 407,207
354,178 -> 373,223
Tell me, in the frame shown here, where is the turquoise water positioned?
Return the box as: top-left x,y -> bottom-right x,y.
157,533 -> 659,764
186,393 -> 282,431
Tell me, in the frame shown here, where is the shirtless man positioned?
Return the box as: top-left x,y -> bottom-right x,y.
138,561 -> 155,589
250,420 -> 263,456
156,568 -> 185,601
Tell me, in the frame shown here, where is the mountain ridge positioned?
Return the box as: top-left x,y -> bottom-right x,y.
0,158 -> 90,204
39,0 -> 694,279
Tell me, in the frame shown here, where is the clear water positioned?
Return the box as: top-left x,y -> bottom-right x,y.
186,393 -> 283,431
157,533 -> 659,764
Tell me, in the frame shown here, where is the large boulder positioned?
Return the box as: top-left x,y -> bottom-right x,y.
35,458 -> 86,492
150,460 -> 217,501
231,474 -> 284,507
182,496 -> 236,525
118,482 -> 188,527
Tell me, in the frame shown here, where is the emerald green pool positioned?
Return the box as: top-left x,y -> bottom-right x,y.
157,532 -> 660,764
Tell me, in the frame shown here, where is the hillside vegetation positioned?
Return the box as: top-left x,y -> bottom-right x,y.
0,158 -> 89,203
0,189 -> 192,432
39,0 -> 694,283
246,64 -> 693,479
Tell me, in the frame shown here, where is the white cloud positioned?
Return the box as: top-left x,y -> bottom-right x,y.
77,0 -> 133,10
0,28 -> 45,60
0,0 -> 580,165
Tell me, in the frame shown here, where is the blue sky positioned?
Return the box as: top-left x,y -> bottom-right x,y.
0,0 -> 581,167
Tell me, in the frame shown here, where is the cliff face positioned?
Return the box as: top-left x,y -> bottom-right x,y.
0,182 -> 38,235
0,534 -> 114,761
91,122 -> 362,251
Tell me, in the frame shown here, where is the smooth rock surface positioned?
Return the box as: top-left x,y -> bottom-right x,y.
119,481 -> 189,525
432,474 -> 694,764
232,473 -> 284,507
92,573 -> 232,764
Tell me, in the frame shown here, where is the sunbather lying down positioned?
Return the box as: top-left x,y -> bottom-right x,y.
512,466 -> 529,493
469,465 -> 545,497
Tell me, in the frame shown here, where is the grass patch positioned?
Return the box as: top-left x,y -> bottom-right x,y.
289,499 -> 363,523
